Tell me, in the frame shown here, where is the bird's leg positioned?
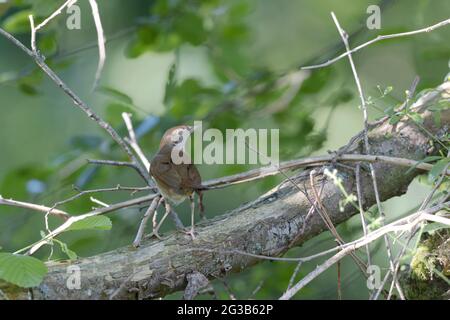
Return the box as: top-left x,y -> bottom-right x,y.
169,208 -> 185,230
151,199 -> 171,240
181,194 -> 197,240
197,190 -> 206,220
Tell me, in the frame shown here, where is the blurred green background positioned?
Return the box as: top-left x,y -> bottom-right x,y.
0,0 -> 449,299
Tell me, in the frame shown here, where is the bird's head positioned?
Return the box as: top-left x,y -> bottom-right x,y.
159,125 -> 196,149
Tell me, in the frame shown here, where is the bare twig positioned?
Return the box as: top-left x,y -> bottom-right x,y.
279,201 -> 450,300
384,156 -> 450,300
132,195 -> 161,248
87,159 -> 150,183
0,25 -> 150,186
355,164 -> 372,267
35,0 -> 78,31
309,170 -> 367,275
202,153 -> 450,190
122,113 -> 151,171
302,18 -> 450,70
88,0 -> 106,90
0,195 -> 69,220
17,193 -> 158,255
331,11 -> 404,300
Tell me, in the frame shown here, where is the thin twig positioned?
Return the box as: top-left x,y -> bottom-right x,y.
355,164 -> 372,267
201,153 -> 450,190
384,156 -> 450,300
0,195 -> 69,220
330,11 -> 404,300
0,25 -> 150,186
309,170 -> 367,275
18,193 -> 158,255
279,201 -> 449,300
132,195 -> 161,248
302,18 -> 450,70
88,0 -> 106,90
35,0 -> 78,31
87,159 -> 150,183
122,113 -> 151,171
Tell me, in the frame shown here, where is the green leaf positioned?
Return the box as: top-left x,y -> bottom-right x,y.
97,86 -> 134,105
18,82 -> 39,96
0,253 -> 48,288
428,158 -> 450,183
164,62 -> 177,106
389,114 -> 401,125
54,239 -> 77,260
174,12 -> 206,45
409,112 -> 423,124
67,216 -> 112,231
2,10 -> 33,34
405,156 -> 443,174
422,222 -> 449,235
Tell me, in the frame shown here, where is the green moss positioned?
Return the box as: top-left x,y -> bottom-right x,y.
403,229 -> 450,299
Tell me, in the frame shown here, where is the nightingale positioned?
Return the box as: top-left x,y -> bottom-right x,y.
150,125 -> 203,239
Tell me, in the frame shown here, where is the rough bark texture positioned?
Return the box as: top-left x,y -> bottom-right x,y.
1,81 -> 448,300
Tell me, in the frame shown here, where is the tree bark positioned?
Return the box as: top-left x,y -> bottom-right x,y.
1,80 -> 448,300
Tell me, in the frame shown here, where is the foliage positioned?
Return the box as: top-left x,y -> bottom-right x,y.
0,0 -> 449,298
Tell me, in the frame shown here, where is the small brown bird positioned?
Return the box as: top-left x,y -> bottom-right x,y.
150,125 -> 203,239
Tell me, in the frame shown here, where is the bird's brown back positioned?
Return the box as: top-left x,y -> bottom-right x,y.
150,144 -> 202,198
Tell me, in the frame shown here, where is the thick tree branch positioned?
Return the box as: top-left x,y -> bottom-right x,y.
1,79 -> 448,300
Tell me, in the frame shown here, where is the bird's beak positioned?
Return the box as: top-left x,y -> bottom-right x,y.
189,124 -> 201,133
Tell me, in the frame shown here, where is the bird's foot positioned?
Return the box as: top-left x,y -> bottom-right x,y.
148,229 -> 167,241
181,227 -> 198,240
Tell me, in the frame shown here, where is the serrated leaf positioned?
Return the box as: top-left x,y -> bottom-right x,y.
0,253 -> 48,288
67,216 -> 112,231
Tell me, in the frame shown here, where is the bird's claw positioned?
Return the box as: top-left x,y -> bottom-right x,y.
149,230 -> 167,240
181,228 -> 197,240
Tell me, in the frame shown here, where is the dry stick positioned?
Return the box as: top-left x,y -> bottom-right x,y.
122,113 -> 151,171
132,195 -> 161,248
309,170 -> 368,276
0,26 -> 150,187
18,193 -> 158,255
331,12 -> 404,300
87,159 -> 150,183
279,201 -> 450,300
59,185 -> 150,205
88,0 -> 106,90
355,164 -> 372,268
337,260 -> 342,300
0,195 -> 69,220
286,261 -> 303,291
35,0 -> 78,31
89,196 -> 109,208
201,153 -> 449,190
302,18 -> 450,70
246,144 -> 367,278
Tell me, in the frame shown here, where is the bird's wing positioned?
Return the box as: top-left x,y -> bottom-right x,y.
186,164 -> 202,188
150,153 -> 183,192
